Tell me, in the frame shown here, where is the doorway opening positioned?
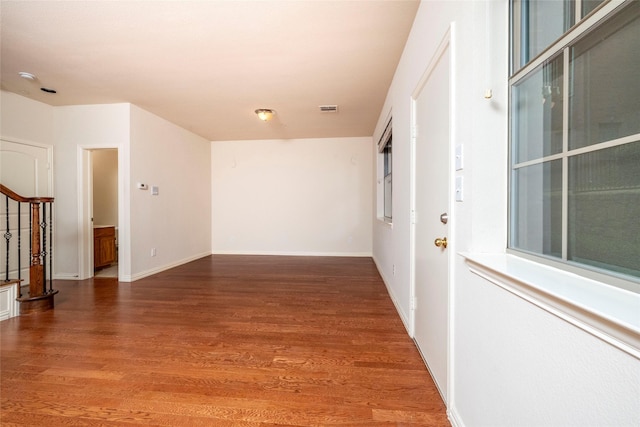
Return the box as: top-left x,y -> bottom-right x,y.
92,149 -> 118,278
78,147 -> 122,280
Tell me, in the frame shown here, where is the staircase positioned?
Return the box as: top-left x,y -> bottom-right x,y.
1,184 -> 58,317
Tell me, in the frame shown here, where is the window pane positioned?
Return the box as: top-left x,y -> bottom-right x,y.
384,173 -> 392,220
384,140 -> 392,176
383,140 -> 392,220
518,0 -> 574,67
582,0 -> 605,17
568,141 -> 640,278
512,55 -> 564,163
511,160 -> 563,257
569,1 -> 640,150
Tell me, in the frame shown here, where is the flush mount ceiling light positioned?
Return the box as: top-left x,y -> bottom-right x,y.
18,71 -> 57,94
255,109 -> 275,122
18,71 -> 37,80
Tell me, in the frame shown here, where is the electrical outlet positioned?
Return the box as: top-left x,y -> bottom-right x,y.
151,248 -> 156,257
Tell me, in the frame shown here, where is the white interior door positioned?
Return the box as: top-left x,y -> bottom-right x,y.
0,139 -> 51,196
412,39 -> 451,401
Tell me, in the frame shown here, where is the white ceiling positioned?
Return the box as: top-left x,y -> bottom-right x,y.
1,0 -> 419,141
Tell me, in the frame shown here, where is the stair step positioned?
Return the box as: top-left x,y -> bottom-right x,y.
16,289 -> 58,314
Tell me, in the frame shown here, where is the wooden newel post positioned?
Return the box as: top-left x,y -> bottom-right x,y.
29,201 -> 44,298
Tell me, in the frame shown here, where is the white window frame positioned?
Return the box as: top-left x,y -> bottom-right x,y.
508,0 -> 640,292
462,0 -> 639,363
378,118 -> 392,223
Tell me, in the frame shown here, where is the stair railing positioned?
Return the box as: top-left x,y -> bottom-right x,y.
1,184 -> 57,314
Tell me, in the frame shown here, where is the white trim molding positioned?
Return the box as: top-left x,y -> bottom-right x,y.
124,252 -> 211,282
0,281 -> 19,320
462,252 -> 640,360
372,254 -> 411,336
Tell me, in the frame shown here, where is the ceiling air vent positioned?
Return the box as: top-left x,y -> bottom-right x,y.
319,105 -> 338,113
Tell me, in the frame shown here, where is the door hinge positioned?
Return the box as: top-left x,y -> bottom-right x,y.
411,297 -> 417,310
411,125 -> 418,139
411,210 -> 417,224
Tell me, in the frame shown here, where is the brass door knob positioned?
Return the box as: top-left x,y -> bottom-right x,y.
434,237 -> 447,248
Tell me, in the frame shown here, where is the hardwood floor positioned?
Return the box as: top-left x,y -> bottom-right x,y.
1,255 -> 449,426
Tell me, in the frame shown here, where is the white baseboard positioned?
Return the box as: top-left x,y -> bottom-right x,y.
123,252 -> 211,282
447,406 -> 464,427
53,273 -> 81,280
211,250 -> 373,257
372,254 -> 411,336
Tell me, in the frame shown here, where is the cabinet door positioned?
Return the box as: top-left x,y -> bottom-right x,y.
94,228 -> 116,268
98,236 -> 116,266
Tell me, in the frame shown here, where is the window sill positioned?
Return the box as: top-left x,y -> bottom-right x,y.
377,217 -> 393,228
461,252 -> 640,359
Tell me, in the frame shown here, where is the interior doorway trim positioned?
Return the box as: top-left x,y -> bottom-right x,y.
77,145 -> 125,281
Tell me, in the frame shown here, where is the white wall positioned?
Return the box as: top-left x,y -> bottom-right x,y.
454,264 -> 640,427
0,91 -> 54,145
212,137 -> 372,256
2,93 -> 212,282
1,94 -> 131,279
129,105 -> 211,280
53,103 -> 131,279
372,1 -> 639,426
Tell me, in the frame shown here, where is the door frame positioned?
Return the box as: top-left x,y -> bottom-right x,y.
409,23 -> 456,405
77,145 -> 125,280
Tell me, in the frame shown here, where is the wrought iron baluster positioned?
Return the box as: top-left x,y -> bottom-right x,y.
29,204 -> 32,273
49,201 -> 53,292
3,195 -> 9,282
18,201 -> 22,298
42,202 -> 47,295
4,196 -> 11,282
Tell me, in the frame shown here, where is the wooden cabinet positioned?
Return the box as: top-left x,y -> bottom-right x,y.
94,226 -> 116,269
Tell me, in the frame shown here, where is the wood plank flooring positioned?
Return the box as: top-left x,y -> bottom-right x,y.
1,255 -> 449,426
